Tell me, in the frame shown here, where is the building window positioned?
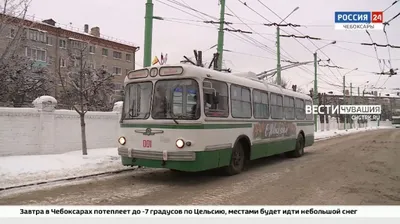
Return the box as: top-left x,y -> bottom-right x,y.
113,67 -> 122,75
203,79 -> 229,117
46,36 -> 52,45
230,84 -> 251,118
102,48 -> 108,56
60,58 -> 66,67
73,59 -> 80,68
126,54 -> 131,61
59,39 -> 66,48
10,28 -> 15,38
25,47 -> 46,62
28,29 -> 46,42
71,40 -> 82,48
253,90 -> 269,119
114,83 -> 122,90
113,51 -> 122,59
89,45 -> 95,54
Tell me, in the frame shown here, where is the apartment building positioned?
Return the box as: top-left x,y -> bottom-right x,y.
0,14 -> 138,101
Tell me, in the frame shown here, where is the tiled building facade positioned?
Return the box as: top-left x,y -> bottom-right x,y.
0,14 -> 138,102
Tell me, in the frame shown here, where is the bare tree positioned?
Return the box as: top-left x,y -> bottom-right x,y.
0,0 -> 53,106
58,40 -> 115,155
0,55 -> 53,106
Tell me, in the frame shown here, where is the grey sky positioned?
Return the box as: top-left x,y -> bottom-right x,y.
28,0 -> 399,94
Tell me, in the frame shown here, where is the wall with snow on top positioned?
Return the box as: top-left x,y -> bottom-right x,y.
0,97 -> 121,156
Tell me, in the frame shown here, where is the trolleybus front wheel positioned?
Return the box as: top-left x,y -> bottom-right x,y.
285,133 -> 305,158
222,142 -> 245,175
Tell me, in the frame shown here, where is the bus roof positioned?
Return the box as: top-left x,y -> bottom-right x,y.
126,64 -> 312,101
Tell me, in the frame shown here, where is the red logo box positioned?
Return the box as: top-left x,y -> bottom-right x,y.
372,11 -> 383,23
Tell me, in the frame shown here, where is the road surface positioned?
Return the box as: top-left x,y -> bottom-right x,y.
1,129 -> 400,205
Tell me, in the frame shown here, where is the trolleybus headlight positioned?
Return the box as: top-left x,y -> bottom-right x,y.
176,139 -> 184,148
118,136 -> 126,145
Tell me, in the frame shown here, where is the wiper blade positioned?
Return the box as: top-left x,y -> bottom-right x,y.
170,112 -> 179,124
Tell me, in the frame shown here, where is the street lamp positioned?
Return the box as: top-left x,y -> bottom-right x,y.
279,7 -> 299,24
276,6 -> 300,85
313,40 -> 336,132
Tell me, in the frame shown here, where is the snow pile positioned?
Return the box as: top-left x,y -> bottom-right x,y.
315,125 -> 393,141
0,148 -> 130,189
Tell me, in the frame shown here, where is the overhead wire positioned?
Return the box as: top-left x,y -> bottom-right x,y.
254,0 -> 345,83
378,7 -> 400,89
226,2 -> 341,85
235,0 -> 343,85
162,0 -> 291,65
155,0 -> 366,89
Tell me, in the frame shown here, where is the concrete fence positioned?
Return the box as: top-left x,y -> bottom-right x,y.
0,96 -> 121,156
0,96 -> 394,157
316,116 -> 392,132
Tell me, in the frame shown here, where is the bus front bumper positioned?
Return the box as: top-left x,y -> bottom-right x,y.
117,146 -> 233,172
118,147 -> 196,161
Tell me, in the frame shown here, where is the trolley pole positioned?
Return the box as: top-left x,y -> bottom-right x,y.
276,26 -> 281,85
216,0 -> 226,70
143,0 -> 154,67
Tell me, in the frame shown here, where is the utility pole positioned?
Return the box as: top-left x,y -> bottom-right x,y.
343,75 -> 346,130
274,6 -> 299,84
216,0 -> 226,70
313,52 -> 318,132
358,86 -> 360,96
276,27 -> 281,85
143,0 -> 154,67
350,82 -> 353,129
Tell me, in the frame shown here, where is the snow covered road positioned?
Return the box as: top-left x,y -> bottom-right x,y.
0,126 -> 393,190
1,128 -> 399,205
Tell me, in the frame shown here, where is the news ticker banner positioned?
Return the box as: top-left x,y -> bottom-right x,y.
0,206 -> 400,218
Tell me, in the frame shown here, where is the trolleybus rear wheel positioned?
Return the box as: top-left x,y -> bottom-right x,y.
285,133 -> 305,158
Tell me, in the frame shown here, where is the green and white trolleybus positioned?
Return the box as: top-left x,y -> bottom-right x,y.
117,64 -> 315,175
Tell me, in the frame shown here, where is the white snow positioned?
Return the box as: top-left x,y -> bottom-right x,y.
315,126 -> 393,141
0,125 -> 395,190
32,95 -> 57,105
0,148 -> 132,189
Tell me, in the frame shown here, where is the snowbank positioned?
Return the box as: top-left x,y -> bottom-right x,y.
315,126 -> 393,141
0,148 -> 132,189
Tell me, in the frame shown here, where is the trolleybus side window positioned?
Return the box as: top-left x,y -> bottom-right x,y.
295,98 -> 305,120
230,84 -> 252,118
152,79 -> 200,120
284,96 -> 295,120
270,93 -> 283,119
305,100 -> 313,120
122,81 -> 153,120
253,89 -> 269,119
203,79 -> 229,117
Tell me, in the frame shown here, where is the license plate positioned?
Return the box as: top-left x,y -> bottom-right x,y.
143,140 -> 152,148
